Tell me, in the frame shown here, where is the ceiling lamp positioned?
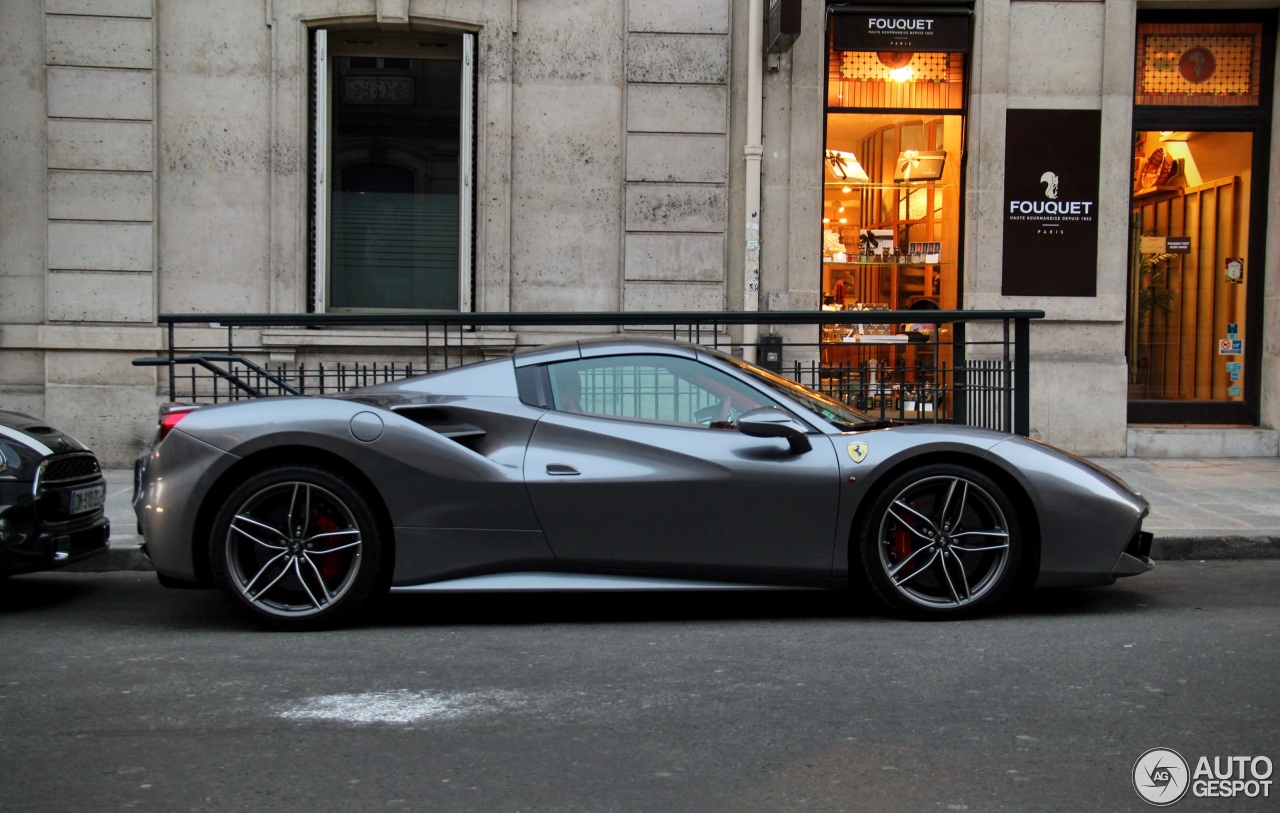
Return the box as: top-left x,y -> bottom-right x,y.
878,52 -> 915,83
826,150 -> 869,183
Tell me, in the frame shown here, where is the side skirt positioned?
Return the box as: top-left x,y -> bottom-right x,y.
390,572 -> 832,593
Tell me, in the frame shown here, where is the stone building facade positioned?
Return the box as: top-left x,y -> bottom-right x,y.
1,0 -> 1277,466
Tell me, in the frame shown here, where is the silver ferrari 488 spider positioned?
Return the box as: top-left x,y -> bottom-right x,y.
134,338 -> 1153,629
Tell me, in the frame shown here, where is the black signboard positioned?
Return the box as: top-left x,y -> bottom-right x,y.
1001,109 -> 1101,297
766,0 -> 801,55
831,8 -> 971,53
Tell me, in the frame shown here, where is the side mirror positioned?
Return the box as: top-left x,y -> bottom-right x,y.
736,407 -> 812,453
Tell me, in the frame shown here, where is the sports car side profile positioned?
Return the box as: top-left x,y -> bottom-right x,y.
133,338 -> 1153,629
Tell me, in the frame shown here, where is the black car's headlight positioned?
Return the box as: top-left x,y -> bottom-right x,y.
0,442 -> 22,480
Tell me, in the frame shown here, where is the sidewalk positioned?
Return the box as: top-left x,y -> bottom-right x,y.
1090,457 -> 1280,559
80,457 -> 1280,573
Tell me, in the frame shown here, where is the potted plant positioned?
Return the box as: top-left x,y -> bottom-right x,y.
1136,248 -> 1176,322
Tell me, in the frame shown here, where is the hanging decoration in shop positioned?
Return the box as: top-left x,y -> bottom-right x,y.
877,52 -> 912,69
1137,147 -> 1177,191
893,149 -> 946,182
825,149 -> 870,183
1001,109 -> 1101,297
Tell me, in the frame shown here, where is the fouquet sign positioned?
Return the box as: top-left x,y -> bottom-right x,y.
1002,109 -> 1102,297
831,9 -> 971,52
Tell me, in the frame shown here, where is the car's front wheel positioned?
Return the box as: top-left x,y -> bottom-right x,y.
209,465 -> 388,630
857,464 -> 1022,619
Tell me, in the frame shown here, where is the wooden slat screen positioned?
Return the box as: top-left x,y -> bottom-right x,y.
1132,177 -> 1239,400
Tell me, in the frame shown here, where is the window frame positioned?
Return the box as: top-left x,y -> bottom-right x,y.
310,27 -> 475,314
542,354 -> 783,429
1127,10 -> 1276,425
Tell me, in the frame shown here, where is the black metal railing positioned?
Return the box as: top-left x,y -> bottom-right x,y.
135,309 -> 1044,434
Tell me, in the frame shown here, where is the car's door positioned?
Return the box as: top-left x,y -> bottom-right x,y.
522,352 -> 841,576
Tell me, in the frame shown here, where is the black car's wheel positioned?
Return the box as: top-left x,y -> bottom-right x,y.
858,464 -> 1022,619
209,466 -> 388,630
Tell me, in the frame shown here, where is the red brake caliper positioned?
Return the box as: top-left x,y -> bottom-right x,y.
311,510 -> 342,582
888,503 -> 914,574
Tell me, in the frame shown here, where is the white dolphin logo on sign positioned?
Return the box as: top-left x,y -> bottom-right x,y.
1040,171 -> 1059,200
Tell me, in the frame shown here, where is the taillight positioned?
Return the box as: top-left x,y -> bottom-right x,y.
156,404 -> 199,442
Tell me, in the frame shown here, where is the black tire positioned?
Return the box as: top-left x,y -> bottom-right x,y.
209,465 -> 389,630
856,463 -> 1022,619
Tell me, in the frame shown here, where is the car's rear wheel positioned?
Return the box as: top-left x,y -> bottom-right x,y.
857,464 -> 1022,619
209,465 -> 387,630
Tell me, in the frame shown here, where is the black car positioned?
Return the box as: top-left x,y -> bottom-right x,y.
0,409 -> 110,577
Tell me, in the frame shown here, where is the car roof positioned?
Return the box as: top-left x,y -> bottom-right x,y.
512,336 -> 701,367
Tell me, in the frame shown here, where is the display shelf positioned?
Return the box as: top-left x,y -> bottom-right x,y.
825,261 -> 952,267
1133,184 -> 1184,198
824,182 -> 951,190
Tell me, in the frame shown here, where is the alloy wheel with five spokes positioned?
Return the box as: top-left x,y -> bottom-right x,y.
210,466 -> 387,630
859,464 -> 1022,618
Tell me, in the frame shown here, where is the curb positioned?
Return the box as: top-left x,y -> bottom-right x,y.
1152,536 -> 1279,561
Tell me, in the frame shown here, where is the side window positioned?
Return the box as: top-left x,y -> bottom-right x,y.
547,355 -> 775,428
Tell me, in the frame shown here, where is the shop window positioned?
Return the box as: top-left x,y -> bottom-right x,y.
822,10 -> 969,316
819,9 -> 970,422
1128,12 -> 1274,424
311,30 -> 474,312
822,115 -> 960,311
1129,131 -> 1253,404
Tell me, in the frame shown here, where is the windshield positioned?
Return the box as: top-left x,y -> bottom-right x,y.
705,347 -> 877,432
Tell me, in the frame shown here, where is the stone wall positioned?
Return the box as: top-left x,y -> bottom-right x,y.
0,0 -> 737,465
962,0 -> 1133,453
0,0 -> 1276,464
0,0 -> 161,465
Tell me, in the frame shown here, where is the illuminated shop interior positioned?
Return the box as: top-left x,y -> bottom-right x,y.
1129,130 -> 1254,402
822,46 -> 965,317
818,20 -> 970,417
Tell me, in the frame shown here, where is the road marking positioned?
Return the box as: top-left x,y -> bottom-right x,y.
277,689 -> 522,725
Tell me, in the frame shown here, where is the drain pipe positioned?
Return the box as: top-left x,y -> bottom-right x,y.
741,0 -> 764,363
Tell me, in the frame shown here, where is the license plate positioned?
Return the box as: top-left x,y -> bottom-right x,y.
70,484 -> 105,515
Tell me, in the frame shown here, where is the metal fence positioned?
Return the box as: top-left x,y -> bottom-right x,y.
135,309 -> 1044,434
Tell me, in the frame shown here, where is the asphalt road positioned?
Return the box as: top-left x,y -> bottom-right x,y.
1,563 -> 1277,813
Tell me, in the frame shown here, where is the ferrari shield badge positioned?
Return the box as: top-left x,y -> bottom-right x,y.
847,442 -> 869,464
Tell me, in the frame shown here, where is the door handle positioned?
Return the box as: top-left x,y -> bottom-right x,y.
546,464 -> 580,476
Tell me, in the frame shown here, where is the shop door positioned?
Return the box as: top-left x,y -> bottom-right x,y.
1127,14 -> 1274,424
